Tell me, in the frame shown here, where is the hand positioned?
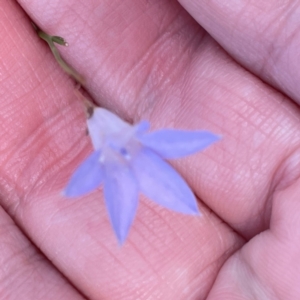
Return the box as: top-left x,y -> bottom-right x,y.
1,0 -> 300,298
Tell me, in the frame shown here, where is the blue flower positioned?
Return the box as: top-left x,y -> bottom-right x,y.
64,108 -> 220,244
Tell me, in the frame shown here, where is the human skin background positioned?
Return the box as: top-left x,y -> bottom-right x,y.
0,0 -> 300,299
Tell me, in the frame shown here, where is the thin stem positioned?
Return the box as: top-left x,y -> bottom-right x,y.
33,23 -> 85,85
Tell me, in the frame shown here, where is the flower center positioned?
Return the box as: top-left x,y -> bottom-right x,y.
101,129 -> 141,164
119,147 -> 131,160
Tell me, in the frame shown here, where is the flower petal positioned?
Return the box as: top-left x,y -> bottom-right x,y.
103,161 -> 139,244
131,148 -> 199,215
134,120 -> 150,135
87,108 -> 131,149
138,129 -> 220,159
64,150 -> 103,197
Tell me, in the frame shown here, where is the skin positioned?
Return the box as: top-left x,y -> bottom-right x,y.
1,0 -> 300,298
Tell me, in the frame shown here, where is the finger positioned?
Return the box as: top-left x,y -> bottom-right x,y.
206,179 -> 300,299
18,0 -> 300,236
178,0 -> 300,104
0,206 -> 85,299
3,1 -> 243,299
17,0 -> 211,116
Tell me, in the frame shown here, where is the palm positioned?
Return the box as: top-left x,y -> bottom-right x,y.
1,0 -> 300,298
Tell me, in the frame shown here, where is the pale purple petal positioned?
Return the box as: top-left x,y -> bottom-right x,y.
131,148 -> 199,214
103,161 -> 139,244
134,120 -> 150,135
138,129 -> 220,159
87,108 -> 131,149
64,150 -> 103,197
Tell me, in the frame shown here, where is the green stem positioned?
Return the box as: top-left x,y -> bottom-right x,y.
33,23 -> 85,85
